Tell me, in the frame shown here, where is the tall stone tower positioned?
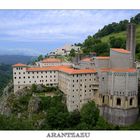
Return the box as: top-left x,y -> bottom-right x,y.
98,24 -> 139,126
126,23 -> 136,67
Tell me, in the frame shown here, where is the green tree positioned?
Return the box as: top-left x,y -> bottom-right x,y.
46,107 -> 69,129
95,116 -> 112,130
68,110 -> 81,128
75,122 -> 92,130
130,13 -> 140,24
0,64 -> 12,95
93,42 -> 110,56
37,55 -> 43,61
82,36 -> 102,55
80,101 -> 99,127
69,49 -> 76,57
109,36 -> 125,49
31,84 -> 37,92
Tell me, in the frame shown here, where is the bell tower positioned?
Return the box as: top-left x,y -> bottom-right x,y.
126,23 -> 136,67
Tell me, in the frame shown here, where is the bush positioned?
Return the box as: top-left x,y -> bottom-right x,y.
80,101 -> 99,127
31,84 -> 37,92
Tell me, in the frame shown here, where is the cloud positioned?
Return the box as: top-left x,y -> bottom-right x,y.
0,10 -> 139,55
0,10 -> 139,42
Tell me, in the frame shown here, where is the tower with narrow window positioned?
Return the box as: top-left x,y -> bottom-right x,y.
126,23 -> 136,67
98,24 -> 139,126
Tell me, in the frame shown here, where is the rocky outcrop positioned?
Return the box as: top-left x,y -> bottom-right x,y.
28,97 -> 41,113
0,81 -> 13,116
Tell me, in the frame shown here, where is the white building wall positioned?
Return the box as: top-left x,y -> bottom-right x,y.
58,71 -> 99,111
110,50 -> 132,68
99,71 -> 108,94
13,67 -> 59,92
94,59 -> 109,69
107,72 -> 138,109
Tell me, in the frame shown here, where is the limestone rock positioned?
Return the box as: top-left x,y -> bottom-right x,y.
28,97 -> 41,113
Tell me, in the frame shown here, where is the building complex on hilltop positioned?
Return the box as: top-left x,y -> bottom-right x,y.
12,24 -> 139,126
48,44 -> 80,56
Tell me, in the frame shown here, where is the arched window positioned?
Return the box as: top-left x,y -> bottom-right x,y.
117,98 -> 121,106
130,98 -> 134,106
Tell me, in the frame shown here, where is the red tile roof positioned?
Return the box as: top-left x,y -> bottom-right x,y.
81,57 -> 92,62
111,48 -> 130,54
12,63 -> 27,67
95,56 -> 110,60
26,65 -> 96,74
59,67 -> 96,74
42,58 -> 62,63
100,68 -> 136,72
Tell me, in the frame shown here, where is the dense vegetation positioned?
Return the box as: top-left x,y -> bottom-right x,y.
94,13 -> 140,38
0,84 -> 140,130
75,13 -> 140,60
0,64 -> 12,95
0,84 -> 114,130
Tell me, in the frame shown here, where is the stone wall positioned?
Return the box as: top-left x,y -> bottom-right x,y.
99,106 -> 139,126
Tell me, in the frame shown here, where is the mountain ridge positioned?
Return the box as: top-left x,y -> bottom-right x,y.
0,55 -> 36,65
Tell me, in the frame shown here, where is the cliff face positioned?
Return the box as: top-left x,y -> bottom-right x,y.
0,81 -> 13,116
0,83 -> 45,121
0,82 -> 64,130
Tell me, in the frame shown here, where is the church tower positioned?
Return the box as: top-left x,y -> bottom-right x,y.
126,23 -> 136,67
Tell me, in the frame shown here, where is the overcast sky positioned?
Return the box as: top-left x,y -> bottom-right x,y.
0,10 -> 139,56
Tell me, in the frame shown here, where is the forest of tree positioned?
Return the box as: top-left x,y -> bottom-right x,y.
75,13 -> 140,59
0,64 -> 12,95
93,13 -> 140,38
0,83 -> 114,130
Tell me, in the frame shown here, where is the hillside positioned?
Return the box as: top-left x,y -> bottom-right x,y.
0,82 -> 140,130
0,64 -> 12,95
101,24 -> 140,44
80,24 -> 140,59
78,13 -> 140,58
0,84 -> 113,130
0,55 -> 36,65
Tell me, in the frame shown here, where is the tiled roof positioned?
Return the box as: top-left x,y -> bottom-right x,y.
100,68 -> 136,72
26,65 -> 96,74
12,63 -> 27,67
59,67 -> 96,74
95,56 -> 110,60
111,48 -> 130,54
42,58 -> 62,63
81,57 -> 92,62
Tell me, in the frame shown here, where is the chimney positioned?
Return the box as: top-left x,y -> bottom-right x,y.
126,23 -> 136,66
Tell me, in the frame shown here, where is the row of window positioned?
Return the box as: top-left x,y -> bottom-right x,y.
72,78 -> 96,82
17,79 -> 57,84
116,98 -> 134,106
16,67 -> 23,70
113,91 -> 137,96
71,99 -> 89,104
72,84 -> 92,88
14,71 -> 56,75
72,73 -> 93,77
14,72 -> 25,75
15,75 -> 56,79
72,89 -> 93,92
102,96 -> 134,106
